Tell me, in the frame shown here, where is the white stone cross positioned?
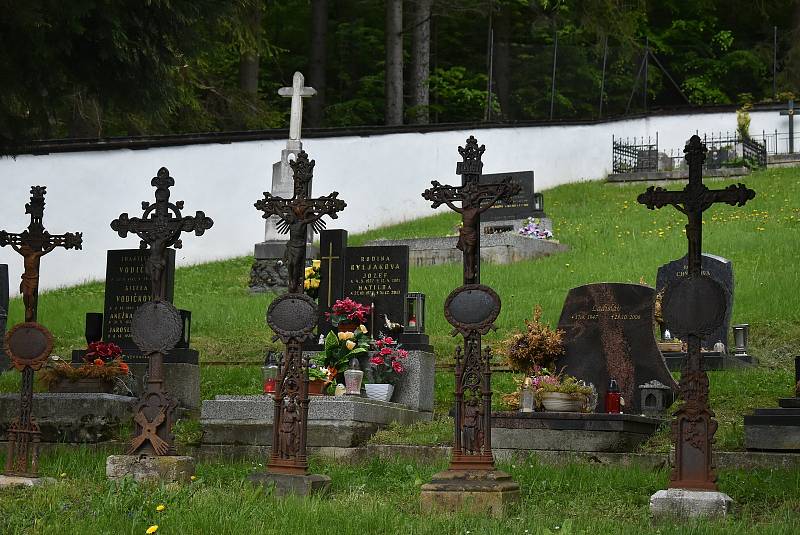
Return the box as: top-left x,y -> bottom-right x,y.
278,71 -> 316,141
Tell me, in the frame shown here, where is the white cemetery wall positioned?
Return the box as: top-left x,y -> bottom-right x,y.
0,108 -> 784,294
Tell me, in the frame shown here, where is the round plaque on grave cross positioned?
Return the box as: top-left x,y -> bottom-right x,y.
4,322 -> 53,371
131,300 -> 183,354
444,284 -> 501,335
662,274 -> 727,337
267,293 -> 318,340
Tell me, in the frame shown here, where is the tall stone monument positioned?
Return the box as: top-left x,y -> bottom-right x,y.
250,71 -> 318,293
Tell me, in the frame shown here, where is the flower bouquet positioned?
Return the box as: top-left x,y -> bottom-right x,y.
40,341 -> 130,393
518,217 -> 553,240
308,358 -> 335,395
321,324 -> 370,383
325,297 -> 371,330
304,260 -> 321,299
531,367 -> 594,412
365,336 -> 408,402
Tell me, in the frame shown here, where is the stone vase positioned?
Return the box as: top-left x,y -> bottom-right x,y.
364,383 -> 394,402
49,377 -> 115,394
540,392 -> 584,412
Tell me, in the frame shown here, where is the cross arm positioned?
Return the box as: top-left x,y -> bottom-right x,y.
637,186 -> 687,212
178,211 -> 214,237
422,181 -> 463,212
254,193 -> 294,220
701,183 -> 756,209
0,231 -> 24,247
478,178 -> 522,211
44,231 -> 83,251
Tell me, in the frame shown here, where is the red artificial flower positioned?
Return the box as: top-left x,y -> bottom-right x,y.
398,349 -> 409,359
93,358 -> 105,367
383,337 -> 395,346
379,347 -> 393,356
375,339 -> 384,348
370,356 -> 384,366
391,361 -> 404,373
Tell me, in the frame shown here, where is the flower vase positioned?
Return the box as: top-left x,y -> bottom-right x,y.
364,383 -> 394,402
541,392 -> 585,412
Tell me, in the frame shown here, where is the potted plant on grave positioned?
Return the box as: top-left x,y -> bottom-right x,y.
326,297 -> 371,332
500,306 -> 565,375
532,368 -> 594,413
364,336 -> 408,402
304,260 -> 321,299
40,341 -> 130,393
307,357 -> 334,395
321,324 -> 370,384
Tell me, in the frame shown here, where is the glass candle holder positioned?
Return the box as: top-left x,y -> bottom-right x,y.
344,357 -> 363,395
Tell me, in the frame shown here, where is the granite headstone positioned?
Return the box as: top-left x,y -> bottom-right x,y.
557,283 -> 678,414
656,253 -> 733,348
317,230 -> 348,336
0,264 -> 9,371
479,171 -> 540,222
343,245 -> 409,332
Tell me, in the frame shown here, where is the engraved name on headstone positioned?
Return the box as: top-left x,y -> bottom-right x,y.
343,245 -> 409,327
479,171 -> 538,222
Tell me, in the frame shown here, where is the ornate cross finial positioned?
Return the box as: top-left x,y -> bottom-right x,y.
290,151 -> 315,199
456,136 -> 485,178
25,187 -> 47,233
685,135 -> 707,183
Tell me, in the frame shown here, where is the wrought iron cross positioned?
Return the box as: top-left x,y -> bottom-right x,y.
422,136 -> 520,285
254,150 -> 345,478
421,137 -> 519,471
111,168 -> 213,456
0,186 -> 83,322
638,135 -> 755,490
111,168 -> 214,300
0,186 -> 81,477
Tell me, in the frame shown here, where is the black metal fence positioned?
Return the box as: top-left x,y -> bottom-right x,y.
612,134 -> 659,173
755,130 -> 800,155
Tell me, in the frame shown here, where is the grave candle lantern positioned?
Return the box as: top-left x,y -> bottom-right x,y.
733,324 -> 749,357
404,293 -> 425,334
533,192 -> 544,213
262,352 -> 279,394
344,357 -> 363,395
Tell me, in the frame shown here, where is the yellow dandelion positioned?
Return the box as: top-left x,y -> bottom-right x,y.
146,526 -> 159,534
156,504 -> 166,512
190,475 -> 197,481
59,472 -> 67,478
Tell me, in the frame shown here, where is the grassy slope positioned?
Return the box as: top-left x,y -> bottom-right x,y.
0,446 -> 798,535
1,167 -> 798,450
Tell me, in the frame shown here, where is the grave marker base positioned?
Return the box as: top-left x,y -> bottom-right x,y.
420,469 -> 520,517
106,455 -> 195,483
248,472 -> 331,496
0,475 -> 56,488
650,489 -> 733,519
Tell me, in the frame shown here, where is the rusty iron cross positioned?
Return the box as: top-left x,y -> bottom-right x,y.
111,168 -> 213,300
254,151 -> 346,294
422,135 -> 520,285
638,134 -> 755,491
0,186 -> 82,322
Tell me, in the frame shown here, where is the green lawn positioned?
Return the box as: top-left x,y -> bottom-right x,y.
0,446 -> 798,535
1,166 -> 798,451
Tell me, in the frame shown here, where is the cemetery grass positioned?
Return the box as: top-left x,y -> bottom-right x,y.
1,447 -> 799,535
1,167 -> 798,451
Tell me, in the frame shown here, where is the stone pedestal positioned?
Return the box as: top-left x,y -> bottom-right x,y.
650,488 -> 733,519
128,362 -> 200,411
106,455 -> 195,483
385,350 -> 435,413
0,393 -> 135,443
744,399 -> 800,452
662,351 -> 756,372
491,412 -> 664,454
0,475 -> 56,488
420,469 -> 520,517
480,216 -> 552,235
248,472 -> 331,496
249,244 -> 319,294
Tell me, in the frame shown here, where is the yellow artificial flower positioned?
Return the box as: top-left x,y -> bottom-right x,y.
338,331 -> 354,341
146,526 -> 159,534
312,259 -> 321,268
156,504 -> 165,512
358,324 -> 368,334
304,279 -> 311,289
310,279 -> 320,289
305,266 -> 314,277
345,340 -> 356,350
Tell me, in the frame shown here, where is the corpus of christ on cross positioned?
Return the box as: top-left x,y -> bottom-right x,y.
0,186 -> 82,477
422,136 -> 520,470
111,168 -> 214,455
254,150 -> 345,476
638,135 -> 755,490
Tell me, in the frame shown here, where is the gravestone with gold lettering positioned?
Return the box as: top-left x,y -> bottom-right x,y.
557,282 -> 678,414
343,245 -> 409,331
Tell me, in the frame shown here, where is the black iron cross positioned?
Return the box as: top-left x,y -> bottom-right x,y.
255,151 -> 346,293
780,99 -> 795,153
638,134 -> 755,491
0,186 -> 82,322
0,186 -> 80,478
111,168 -> 214,300
422,136 -> 520,284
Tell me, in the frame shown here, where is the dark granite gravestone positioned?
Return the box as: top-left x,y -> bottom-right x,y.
744,356 -> 800,451
479,171 -> 540,222
344,245 -> 409,332
0,264 -> 9,371
71,249 -> 196,365
557,283 -> 678,414
317,230 -> 348,337
656,253 -> 733,348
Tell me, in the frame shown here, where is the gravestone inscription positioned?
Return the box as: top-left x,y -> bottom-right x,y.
343,245 -> 409,329
557,283 -> 678,414
479,171 -> 539,222
656,253 -> 733,348
0,264 -> 9,371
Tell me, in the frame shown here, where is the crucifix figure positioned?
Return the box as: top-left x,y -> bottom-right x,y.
638,135 -> 755,491
254,150 -> 345,478
278,71 -> 317,146
780,99 -> 795,153
421,136 -> 520,470
111,168 -> 213,455
0,186 -> 81,477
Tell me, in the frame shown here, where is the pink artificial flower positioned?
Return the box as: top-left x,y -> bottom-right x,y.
370,356 -> 384,366
379,347 -> 393,356
383,337 -> 395,346
397,349 -> 408,358
391,361 -> 404,373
